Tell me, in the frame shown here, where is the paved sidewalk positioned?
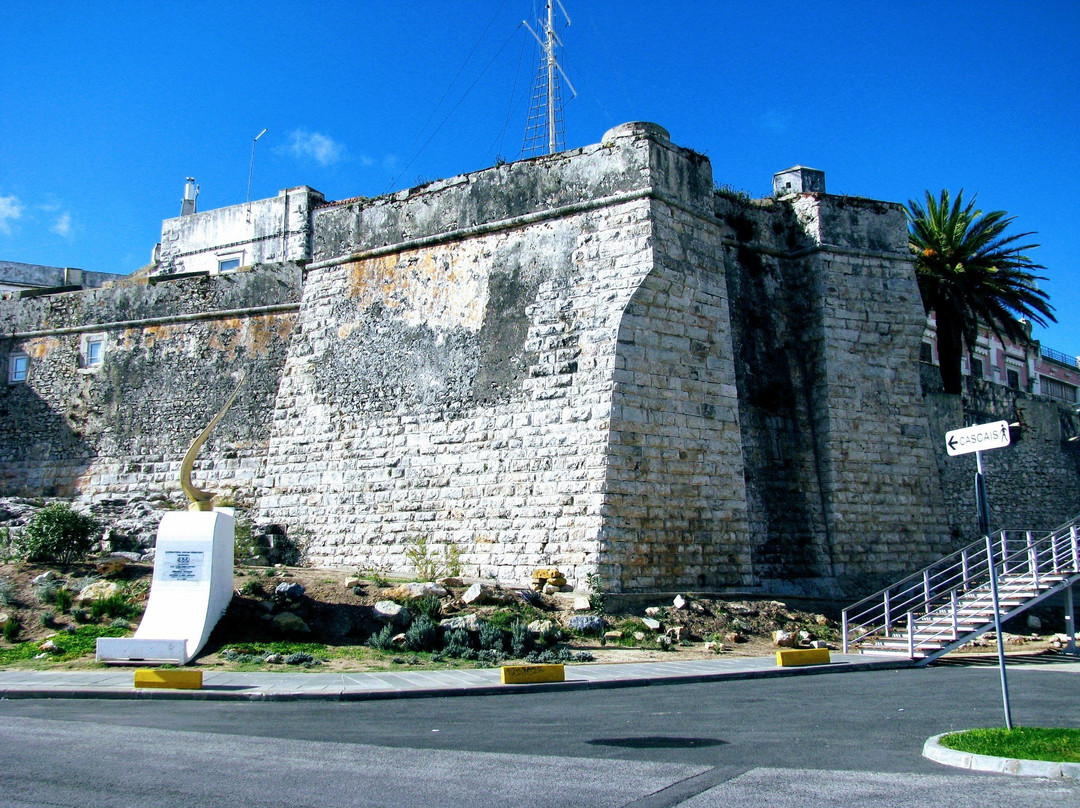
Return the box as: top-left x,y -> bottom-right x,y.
0,653 -> 914,701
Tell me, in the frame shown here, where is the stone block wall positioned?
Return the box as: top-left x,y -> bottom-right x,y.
0,267 -> 301,503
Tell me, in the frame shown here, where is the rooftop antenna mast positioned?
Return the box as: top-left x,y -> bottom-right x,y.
522,0 -> 576,157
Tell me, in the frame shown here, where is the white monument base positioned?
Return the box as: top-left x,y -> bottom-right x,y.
97,510 -> 234,665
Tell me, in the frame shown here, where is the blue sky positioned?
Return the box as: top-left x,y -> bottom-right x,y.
2,1 -> 1078,355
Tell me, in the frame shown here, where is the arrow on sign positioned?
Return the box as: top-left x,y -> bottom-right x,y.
945,420 -> 1011,457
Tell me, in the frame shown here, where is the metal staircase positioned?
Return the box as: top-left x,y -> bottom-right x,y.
842,517 -> 1080,664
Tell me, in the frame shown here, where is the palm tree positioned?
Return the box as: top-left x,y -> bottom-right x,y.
907,189 -> 1056,394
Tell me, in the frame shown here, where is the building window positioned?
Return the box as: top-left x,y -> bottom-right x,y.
1041,376 -> 1078,404
919,342 -> 934,363
969,352 -> 983,379
81,334 -> 105,369
218,258 -> 241,273
8,353 -> 28,384
1006,368 -> 1020,390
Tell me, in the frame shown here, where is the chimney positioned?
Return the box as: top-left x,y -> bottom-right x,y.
181,178 -> 199,216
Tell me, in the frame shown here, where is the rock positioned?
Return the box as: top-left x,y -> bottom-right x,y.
665,626 -> 686,641
798,630 -> 811,642
440,577 -> 464,588
644,606 -> 662,617
386,582 -> 447,600
532,567 -> 562,581
391,633 -> 408,646
810,640 -> 832,650
95,556 -> 128,576
773,630 -> 796,647
441,613 -> 481,632
274,581 -> 305,600
76,581 -> 120,604
704,641 -> 723,653
689,601 -> 706,614
32,571 -> 57,585
571,595 -> 592,611
272,613 -> 310,633
814,614 -> 829,626
633,631 -> 646,642
673,594 -> 688,610
0,613 -> 8,627
546,576 -> 567,587
264,654 -> 284,664
542,583 -> 558,595
726,632 -> 747,643
657,636 -> 674,650
642,617 -> 662,631
39,640 -> 59,653
1026,614 -> 1042,631
374,600 -> 412,626
462,582 -> 500,605
730,618 -> 752,633
344,577 -> 361,589
604,631 -> 623,641
139,550 -> 156,563
526,619 -> 555,636
567,615 -> 605,635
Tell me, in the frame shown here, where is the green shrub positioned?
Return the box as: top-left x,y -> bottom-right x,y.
412,594 -> 442,621
89,593 -> 138,621
442,627 -> 473,658
404,535 -> 462,581
367,624 -> 397,651
404,614 -> 440,652
15,504 -> 99,565
35,581 -> 61,604
0,575 -> 13,606
477,620 -> 506,652
70,607 -> 88,624
52,587 -> 73,614
239,580 -> 266,598
509,620 -> 533,658
3,616 -> 20,642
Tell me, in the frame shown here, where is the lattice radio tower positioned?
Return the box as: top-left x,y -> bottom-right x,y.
521,0 -> 577,158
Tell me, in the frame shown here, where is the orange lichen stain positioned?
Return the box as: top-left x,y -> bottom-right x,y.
26,337 -> 61,359
124,314 -> 295,360
344,242 -> 487,332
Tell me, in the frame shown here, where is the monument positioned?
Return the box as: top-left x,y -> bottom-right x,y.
96,379 -> 242,665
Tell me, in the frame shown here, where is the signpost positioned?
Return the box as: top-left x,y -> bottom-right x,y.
945,419 -> 1013,729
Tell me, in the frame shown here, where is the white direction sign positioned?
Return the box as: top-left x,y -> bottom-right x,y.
945,420 -> 1011,457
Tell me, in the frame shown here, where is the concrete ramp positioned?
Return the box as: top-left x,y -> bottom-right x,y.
97,511 -> 234,665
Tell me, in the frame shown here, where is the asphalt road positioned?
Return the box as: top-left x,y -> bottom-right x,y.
1,658 -> 1078,807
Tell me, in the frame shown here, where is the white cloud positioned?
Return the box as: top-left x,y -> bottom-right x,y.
50,211 -> 73,238
288,129 -> 346,167
0,195 -> 24,234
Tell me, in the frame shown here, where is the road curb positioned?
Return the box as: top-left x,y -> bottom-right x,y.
0,657 -> 915,702
923,732 -> 1080,780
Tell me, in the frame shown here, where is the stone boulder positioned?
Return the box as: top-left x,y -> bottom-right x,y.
462,582 -> 508,605
374,600 -> 412,627
76,581 -> 120,605
567,615 -> 605,635
386,582 -> 447,600
773,629 -> 797,648
441,613 -> 481,632
272,613 -> 310,633
274,582 -> 306,601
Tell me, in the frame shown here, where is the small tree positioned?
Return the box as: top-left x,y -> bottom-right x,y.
15,504 -> 100,566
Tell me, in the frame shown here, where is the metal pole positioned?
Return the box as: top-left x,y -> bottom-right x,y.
545,0 -> 556,154
246,128 -> 267,216
978,450 -> 1013,729
1065,583 -> 1078,655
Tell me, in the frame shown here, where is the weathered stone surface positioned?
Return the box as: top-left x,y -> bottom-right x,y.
567,615 -> 605,635
76,581 -> 120,604
95,557 -> 128,575
604,631 -> 623,641
386,582 -> 447,600
441,613 -> 481,632
642,617 -> 662,631
272,613 -> 310,633
32,571 -> 56,585
343,577 -> 361,589
571,595 -> 592,611
373,600 -> 411,626
704,641 -> 722,653
644,606 -> 662,617
462,582 -> 501,605
773,629 -> 796,648
0,613 -> 9,627
673,595 -> 688,610
274,582 -> 305,600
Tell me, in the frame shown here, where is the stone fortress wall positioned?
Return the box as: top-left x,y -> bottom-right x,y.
1,122 -> 1076,596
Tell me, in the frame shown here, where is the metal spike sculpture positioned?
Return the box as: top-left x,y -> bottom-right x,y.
180,372 -> 246,511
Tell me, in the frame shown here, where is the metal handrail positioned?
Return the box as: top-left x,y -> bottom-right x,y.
842,518 -> 1080,654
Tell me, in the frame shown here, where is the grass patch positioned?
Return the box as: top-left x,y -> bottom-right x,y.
0,625 -> 128,665
940,727 -> 1080,763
